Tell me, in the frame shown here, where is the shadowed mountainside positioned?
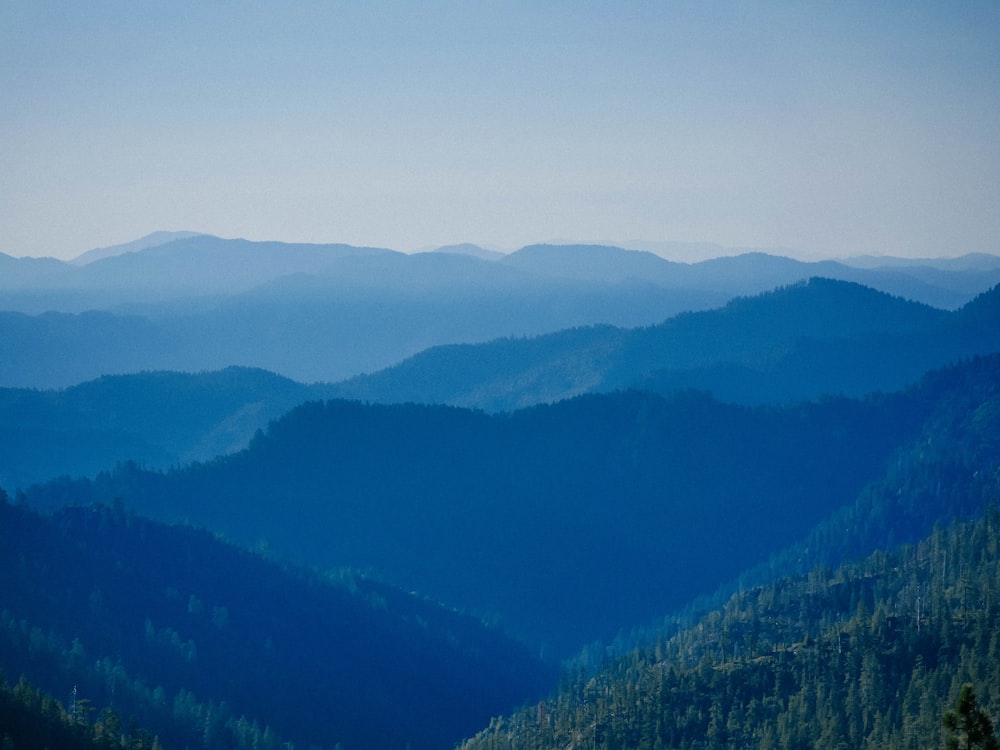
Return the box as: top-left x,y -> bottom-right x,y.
0,367 -> 341,491
6,279 -> 998,495
0,498 -> 556,750
23,355 -> 1000,656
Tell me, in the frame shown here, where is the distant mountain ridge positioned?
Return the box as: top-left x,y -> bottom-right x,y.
5,234 -> 999,307
2,235 -> 999,388
4,278 -> 998,492
69,230 -> 205,265
432,242 -> 506,260
0,367 -> 341,490
330,278 -> 1000,411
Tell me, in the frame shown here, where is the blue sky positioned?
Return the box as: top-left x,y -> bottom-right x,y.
2,1 -> 998,260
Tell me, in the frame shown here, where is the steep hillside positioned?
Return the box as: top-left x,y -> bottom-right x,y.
0,674 -> 163,750
27,356 -> 1000,656
739,352 -> 1000,586
0,498 -> 556,750
458,504 -> 1000,750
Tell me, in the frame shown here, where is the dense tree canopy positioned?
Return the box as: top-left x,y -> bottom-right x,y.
459,506 -> 1000,750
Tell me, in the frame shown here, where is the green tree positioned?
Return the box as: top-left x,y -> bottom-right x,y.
943,684 -> 999,750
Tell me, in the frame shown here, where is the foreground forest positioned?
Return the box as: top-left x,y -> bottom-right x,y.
459,506 -> 1000,750
0,495 -> 555,750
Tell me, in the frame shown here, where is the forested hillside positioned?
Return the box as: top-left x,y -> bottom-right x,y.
23,355 -> 1000,656
0,497 -> 555,750
0,366 -> 340,490
0,674 -> 164,750
331,280 -> 1000,411
458,505 -> 1000,750
4,280 -> 996,494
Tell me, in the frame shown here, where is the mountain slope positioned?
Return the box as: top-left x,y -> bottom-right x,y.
69,230 -> 204,265
331,278 -> 990,411
458,504 -> 1000,750
26,355 -> 1000,656
0,367 -> 340,490
74,234 -> 395,294
628,280 -> 1000,405
0,497 -> 556,750
499,243 -> 687,283
7,280 -> 990,492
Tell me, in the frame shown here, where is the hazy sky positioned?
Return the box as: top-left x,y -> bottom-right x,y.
3,1 -> 999,260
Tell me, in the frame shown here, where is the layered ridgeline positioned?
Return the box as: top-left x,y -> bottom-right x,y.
457,506 -> 1000,750
3,234 -> 999,388
331,278 -> 1000,411
4,279 -> 999,492
0,367 -> 342,490
0,497 -> 556,750
23,354 -> 1000,658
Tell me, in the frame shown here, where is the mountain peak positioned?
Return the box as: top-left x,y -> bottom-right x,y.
431,243 -> 506,260
70,230 -> 207,265
502,243 -> 680,282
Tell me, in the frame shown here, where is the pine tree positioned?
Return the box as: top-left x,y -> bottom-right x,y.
943,684 -> 999,750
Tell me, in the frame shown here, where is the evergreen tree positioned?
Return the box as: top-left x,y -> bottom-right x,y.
943,684 -> 999,750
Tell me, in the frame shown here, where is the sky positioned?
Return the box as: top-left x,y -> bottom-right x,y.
2,1 -> 999,261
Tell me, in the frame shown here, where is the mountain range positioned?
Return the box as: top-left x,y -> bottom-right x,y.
4,233 -> 1000,749
331,278 -> 1000,411
3,234 -> 1000,388
21,353 -> 1000,657
3,278 -> 998,492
